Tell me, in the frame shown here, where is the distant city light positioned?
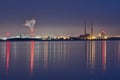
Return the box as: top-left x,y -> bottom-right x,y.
2,38 -> 7,40
6,32 -> 10,37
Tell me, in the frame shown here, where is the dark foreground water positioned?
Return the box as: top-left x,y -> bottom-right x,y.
0,41 -> 120,80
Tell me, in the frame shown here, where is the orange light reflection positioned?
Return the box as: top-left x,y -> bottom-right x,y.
87,41 -> 95,73
6,41 -> 10,73
30,41 -> 34,75
102,40 -> 106,72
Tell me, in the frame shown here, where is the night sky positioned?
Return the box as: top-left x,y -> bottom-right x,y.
0,0 -> 120,36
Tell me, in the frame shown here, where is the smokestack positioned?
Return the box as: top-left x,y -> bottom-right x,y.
84,21 -> 87,35
91,20 -> 93,36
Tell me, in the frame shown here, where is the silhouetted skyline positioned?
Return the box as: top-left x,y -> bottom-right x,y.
0,0 -> 120,36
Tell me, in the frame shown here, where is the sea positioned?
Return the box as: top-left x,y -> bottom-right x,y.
0,40 -> 120,80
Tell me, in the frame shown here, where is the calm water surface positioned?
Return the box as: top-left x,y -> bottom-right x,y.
0,41 -> 120,80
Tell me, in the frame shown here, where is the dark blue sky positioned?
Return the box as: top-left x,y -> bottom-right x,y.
0,0 -> 120,36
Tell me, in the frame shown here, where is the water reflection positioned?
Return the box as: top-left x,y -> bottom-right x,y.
101,40 -> 106,72
30,41 -> 34,74
0,42 -> 6,74
29,41 -> 70,74
43,42 -> 48,70
118,41 -> 120,70
0,41 -> 120,80
6,41 -> 10,73
87,41 -> 96,73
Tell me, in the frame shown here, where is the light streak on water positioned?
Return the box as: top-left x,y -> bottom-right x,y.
30,41 -> 34,75
6,41 -> 10,74
101,40 -> 106,72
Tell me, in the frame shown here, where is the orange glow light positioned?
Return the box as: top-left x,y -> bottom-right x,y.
6,32 -> 10,37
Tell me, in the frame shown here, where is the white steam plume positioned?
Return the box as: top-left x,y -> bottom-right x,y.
25,19 -> 36,32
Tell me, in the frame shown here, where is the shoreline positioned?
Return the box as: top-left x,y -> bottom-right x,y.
0,38 -> 120,41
